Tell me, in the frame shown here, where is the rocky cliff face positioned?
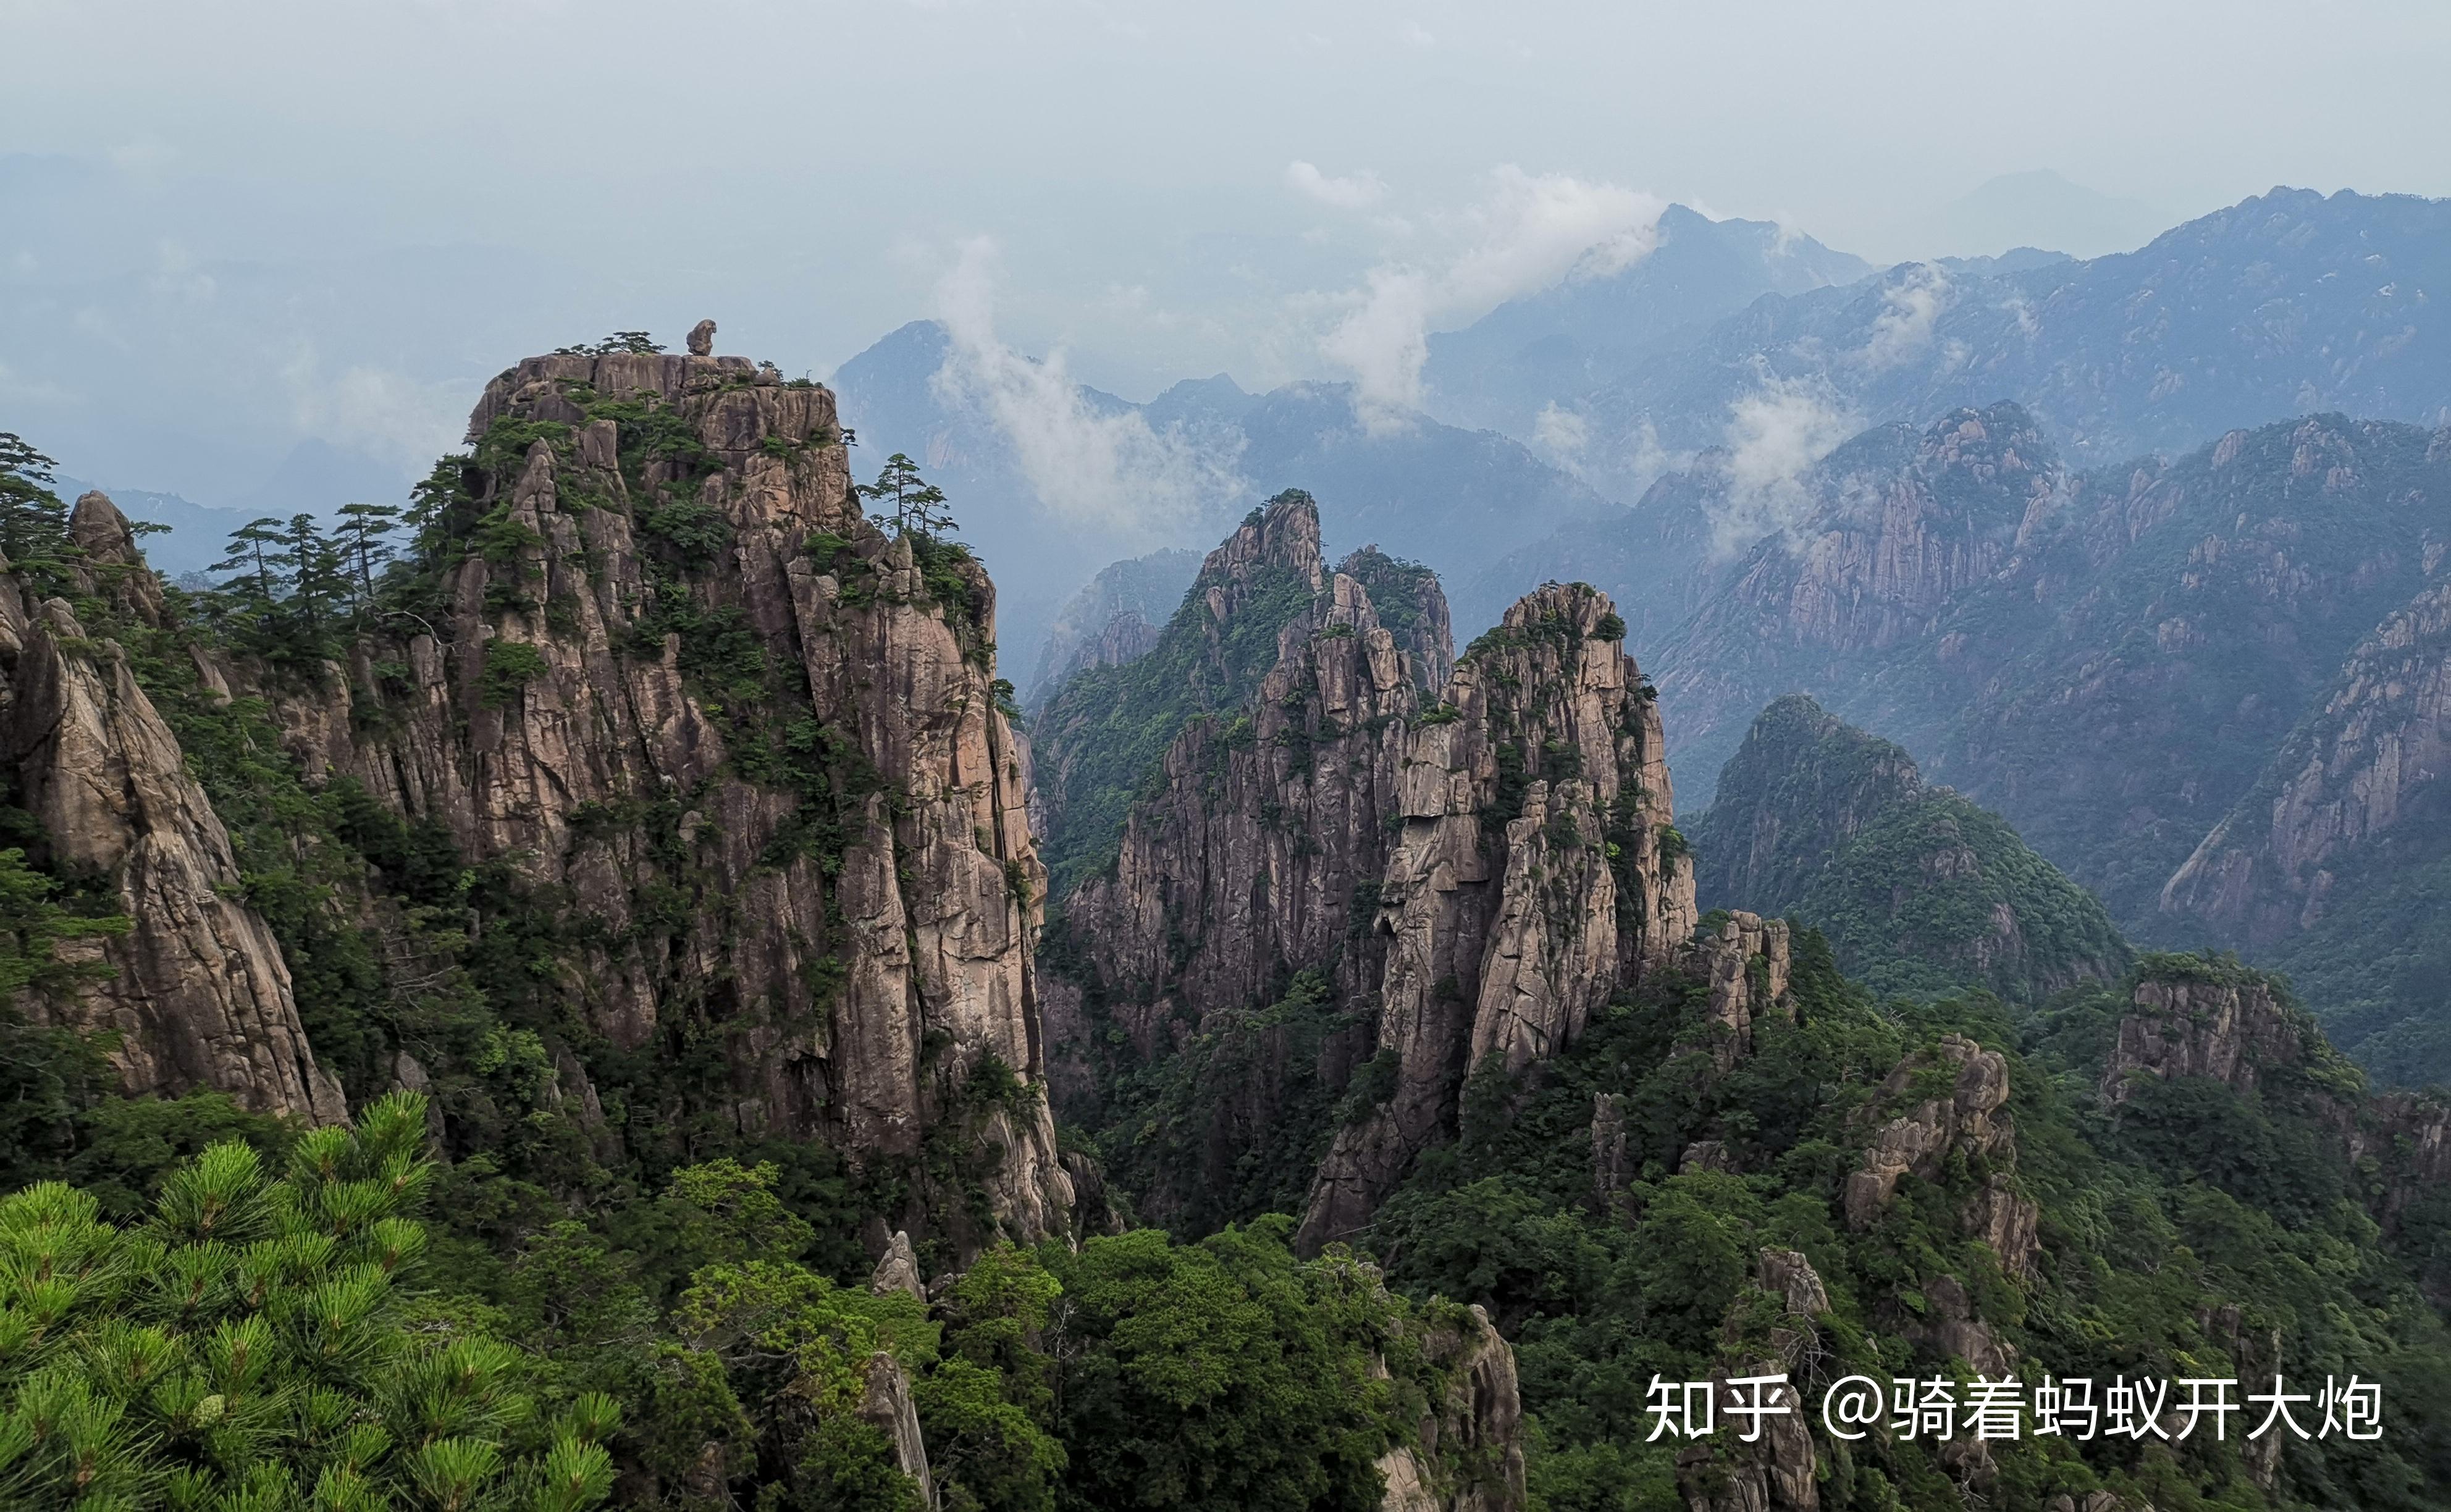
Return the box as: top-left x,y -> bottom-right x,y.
1041,496 -> 1696,1246
2161,573 -> 2451,947
1058,528 -> 1429,1061
1374,1304 -> 1528,1512
1844,1034 -> 2040,1289
445,351 -> 1047,1240
1302,584 -> 1696,1248
1657,404 -> 2053,789
1626,410 -> 2451,955
1,496 -> 347,1124
167,348 -> 1070,1249
1025,545 -> 1201,702
1676,1246 -> 1830,1512
2099,966 -> 2321,1107
2093,959 -> 2451,1248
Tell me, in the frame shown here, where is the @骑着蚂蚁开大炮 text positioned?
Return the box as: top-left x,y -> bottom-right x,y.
1639,1372 -> 2383,1444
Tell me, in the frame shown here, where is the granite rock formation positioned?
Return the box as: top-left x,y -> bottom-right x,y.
1374,1303 -> 1528,1512
1301,582 -> 1695,1247
1,497 -> 347,1123
1036,494 -> 1696,1246
306,350 -> 1071,1246
1844,1034 -> 2039,1280
2100,966 -> 2319,1107
9,350 -> 1074,1251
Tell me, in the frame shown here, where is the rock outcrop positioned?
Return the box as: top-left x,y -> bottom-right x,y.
1303,583 -> 1695,1248
1041,494 -> 1696,1246
1843,1035 -> 2038,1280
271,350 -> 1067,1248
1374,1304 -> 1528,1512
2100,964 -> 2319,1107
2101,960 -> 2451,1255
2,502 -> 347,1123
1678,1248 -> 1829,1512
2,353 -> 1075,1249
1024,547 -> 1201,702
856,1351 -> 935,1508
1678,910 -> 1793,1071
1657,403 -> 2053,795
870,1230 -> 925,1301
1059,523 -> 1429,1059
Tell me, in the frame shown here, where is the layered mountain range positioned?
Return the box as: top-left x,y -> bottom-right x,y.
12,176 -> 2451,1507
1526,399 -> 2450,1083
1003,489 -> 2451,1511
1518,187 -> 2451,499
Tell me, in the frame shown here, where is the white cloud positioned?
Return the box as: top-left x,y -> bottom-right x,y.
930,238 -> 1247,538
1285,161 -> 1388,210
1531,401 -> 1587,459
281,348 -> 465,474
1321,166 -> 1665,423
1860,262 -> 1952,371
1710,376 -> 1858,558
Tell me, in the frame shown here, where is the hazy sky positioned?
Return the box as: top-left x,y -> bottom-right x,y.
7,0 -> 2450,498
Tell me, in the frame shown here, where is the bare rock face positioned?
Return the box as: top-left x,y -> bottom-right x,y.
1,590 -> 345,1124
1755,1247 -> 1829,1322
870,1230 -> 925,1301
2161,576 -> 2451,947
1025,546 -> 1201,704
1373,1304 -> 1529,1512
2100,967 -> 2315,1107
309,350 -> 1067,1248
1303,582 -> 1695,1247
1659,403 -> 2054,791
1843,1034 -> 2038,1278
686,319 -> 717,357
1381,1304 -> 1526,1512
1686,1254 -> 1823,1500
1678,910 -> 1792,1070
1045,508 -> 1692,1248
856,1351 -> 935,1507
1680,1252 -> 1829,1512
1061,531 -> 1429,1059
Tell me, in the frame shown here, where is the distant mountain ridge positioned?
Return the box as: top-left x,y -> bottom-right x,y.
1558,398 -> 2451,1083
1545,187 -> 2451,500
1419,203 -> 1875,438
830,320 -> 1615,679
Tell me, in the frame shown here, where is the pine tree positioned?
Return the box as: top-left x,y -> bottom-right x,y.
0,1092 -> 619,1510
0,433 -> 74,594
211,516 -> 289,611
857,454 -> 959,540
334,502 -> 403,602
